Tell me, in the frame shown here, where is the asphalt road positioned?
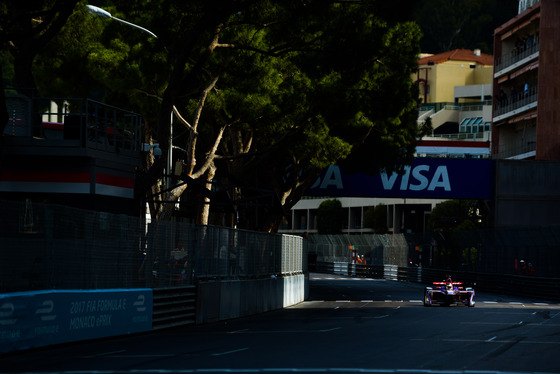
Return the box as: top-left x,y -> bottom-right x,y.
2,273 -> 560,374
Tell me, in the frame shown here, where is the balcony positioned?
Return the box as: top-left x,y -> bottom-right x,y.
518,0 -> 540,14
493,86 -> 538,123
494,140 -> 537,160
1,95 -> 143,212
494,40 -> 539,78
3,94 -> 142,161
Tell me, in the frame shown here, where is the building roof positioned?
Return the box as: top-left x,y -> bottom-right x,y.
418,49 -> 493,66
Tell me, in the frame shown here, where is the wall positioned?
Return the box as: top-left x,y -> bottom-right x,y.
494,159 -> 560,227
0,289 -> 153,354
196,274 -> 306,324
1,275 -> 308,354
429,106 -> 460,129
432,63 -> 490,103
536,0 -> 560,160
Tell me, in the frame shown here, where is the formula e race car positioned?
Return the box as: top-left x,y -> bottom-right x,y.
423,277 -> 475,307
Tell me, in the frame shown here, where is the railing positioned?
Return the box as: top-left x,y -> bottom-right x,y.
152,286 -> 197,329
418,102 -> 454,112
494,86 -> 538,119
494,140 -> 536,159
495,41 -> 539,74
418,101 -> 491,113
428,132 -> 486,140
4,94 -> 142,154
518,0 -> 540,14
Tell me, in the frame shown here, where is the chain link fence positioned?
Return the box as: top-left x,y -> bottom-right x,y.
0,200 -> 304,293
307,228 -> 560,278
2,199 -> 559,294
306,234 -> 408,266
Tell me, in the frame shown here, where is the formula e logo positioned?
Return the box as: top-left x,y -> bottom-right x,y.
133,294 -> 146,312
35,300 -> 56,321
0,302 -> 17,325
381,165 -> 451,191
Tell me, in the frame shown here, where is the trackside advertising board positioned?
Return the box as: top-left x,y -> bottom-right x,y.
0,289 -> 152,353
305,158 -> 493,199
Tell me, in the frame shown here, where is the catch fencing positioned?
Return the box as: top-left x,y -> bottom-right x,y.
307,234 -> 409,266
0,200 -> 304,293
314,261 -> 560,301
307,228 -> 560,278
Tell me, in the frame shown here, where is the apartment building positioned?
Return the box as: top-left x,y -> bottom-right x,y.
492,0 -> 560,160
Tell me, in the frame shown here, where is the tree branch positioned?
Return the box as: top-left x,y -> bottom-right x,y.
172,105 -> 197,134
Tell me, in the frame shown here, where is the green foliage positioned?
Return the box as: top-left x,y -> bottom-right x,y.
316,199 -> 344,235
427,199 -> 481,232
3,0 -> 426,229
413,0 -> 519,54
462,246 -> 478,266
1,0 -> 80,93
364,204 -> 388,234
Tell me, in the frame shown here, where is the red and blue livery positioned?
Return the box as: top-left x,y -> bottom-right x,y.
424,277 -> 475,307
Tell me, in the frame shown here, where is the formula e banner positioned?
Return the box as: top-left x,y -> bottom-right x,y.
305,158 -> 493,199
0,289 -> 152,353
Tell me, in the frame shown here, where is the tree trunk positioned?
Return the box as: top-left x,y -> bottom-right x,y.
199,162 -> 216,225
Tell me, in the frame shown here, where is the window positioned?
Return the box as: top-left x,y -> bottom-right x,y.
460,117 -> 485,133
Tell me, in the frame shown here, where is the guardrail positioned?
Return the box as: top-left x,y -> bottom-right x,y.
314,262 -> 560,302
152,286 -> 196,330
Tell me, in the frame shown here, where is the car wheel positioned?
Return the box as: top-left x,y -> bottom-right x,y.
466,289 -> 475,307
424,288 -> 432,307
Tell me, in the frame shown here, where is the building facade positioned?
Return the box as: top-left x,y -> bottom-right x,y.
417,49 -> 494,105
1,95 -> 144,219
490,0 -> 560,228
492,0 -> 560,160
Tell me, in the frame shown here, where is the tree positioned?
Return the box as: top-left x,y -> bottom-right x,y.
316,199 -> 344,235
0,0 -> 79,136
427,199 -> 483,232
364,204 -> 388,234
413,0 -> 519,54
101,1 -> 423,231
204,2 -> 424,230
9,1 -> 424,231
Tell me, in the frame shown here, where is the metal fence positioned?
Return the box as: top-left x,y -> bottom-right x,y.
3,199 -> 559,293
307,228 -> 560,278
306,234 -> 409,267
0,200 -> 304,293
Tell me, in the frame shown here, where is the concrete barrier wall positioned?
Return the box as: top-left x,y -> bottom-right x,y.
196,274 -> 306,325
0,289 -> 153,354
1,274 -> 307,352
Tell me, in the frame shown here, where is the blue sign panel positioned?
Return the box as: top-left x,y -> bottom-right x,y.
305,158 -> 493,199
0,289 -> 153,353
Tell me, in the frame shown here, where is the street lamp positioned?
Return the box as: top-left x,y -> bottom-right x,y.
87,4 -> 172,190
86,5 -> 158,38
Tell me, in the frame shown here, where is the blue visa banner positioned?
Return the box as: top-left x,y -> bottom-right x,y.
0,288 -> 152,353
305,158 -> 493,199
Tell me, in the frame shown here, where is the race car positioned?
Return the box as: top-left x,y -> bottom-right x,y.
423,277 -> 475,307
